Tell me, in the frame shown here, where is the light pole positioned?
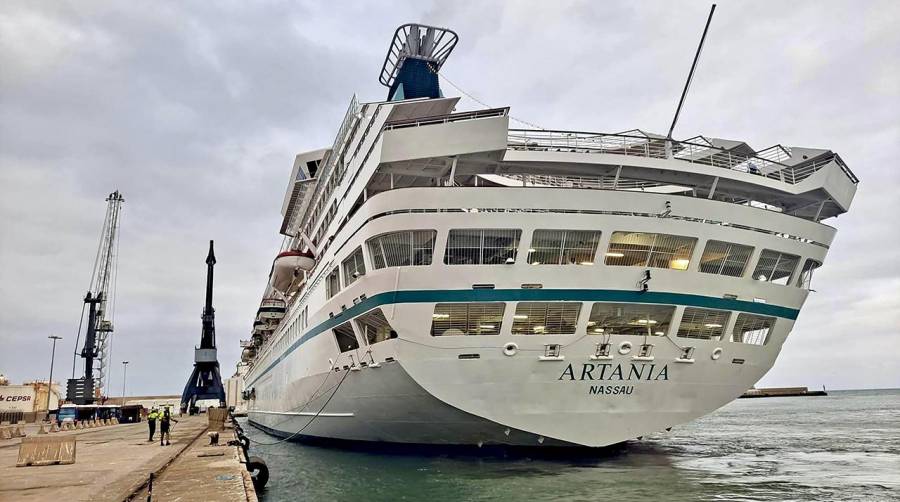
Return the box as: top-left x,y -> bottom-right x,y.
121,361 -> 129,406
47,335 -> 62,416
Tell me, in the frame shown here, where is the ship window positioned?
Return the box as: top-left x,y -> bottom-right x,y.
325,268 -> 341,299
732,314 -> 774,345
527,230 -> 601,265
752,249 -> 800,285
431,303 -> 505,336
445,229 -> 521,265
604,231 -> 697,270
797,259 -> 821,290
332,322 -> 359,352
699,240 -> 754,277
341,247 -> 366,286
511,302 -> 582,335
677,308 -> 731,340
355,308 -> 395,345
587,303 -> 675,336
367,230 -> 436,269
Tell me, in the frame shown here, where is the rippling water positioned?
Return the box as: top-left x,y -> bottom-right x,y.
242,389 -> 900,501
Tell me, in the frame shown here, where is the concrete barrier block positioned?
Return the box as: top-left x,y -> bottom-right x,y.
208,408 -> 228,431
14,425 -> 27,437
16,435 -> 77,467
0,426 -> 12,440
112,417 -> 119,424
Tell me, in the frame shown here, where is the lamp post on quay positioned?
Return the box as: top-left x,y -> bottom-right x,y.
121,361 -> 129,406
46,335 -> 62,419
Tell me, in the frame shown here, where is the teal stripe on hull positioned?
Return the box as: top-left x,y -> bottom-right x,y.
246,288 -> 799,387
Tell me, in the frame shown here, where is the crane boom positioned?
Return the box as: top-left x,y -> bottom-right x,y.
67,191 -> 124,404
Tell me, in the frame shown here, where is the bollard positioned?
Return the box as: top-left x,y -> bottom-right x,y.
76,421 -> 84,430
37,423 -> 48,435
16,435 -> 77,466
0,426 -> 12,440
51,422 -> 61,433
112,417 -> 119,425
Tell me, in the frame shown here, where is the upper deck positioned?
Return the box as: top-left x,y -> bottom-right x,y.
277,97 -> 858,283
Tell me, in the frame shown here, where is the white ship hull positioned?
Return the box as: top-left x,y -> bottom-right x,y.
244,187 -> 824,448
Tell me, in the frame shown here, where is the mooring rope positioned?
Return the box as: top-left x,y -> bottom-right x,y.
245,362 -> 351,446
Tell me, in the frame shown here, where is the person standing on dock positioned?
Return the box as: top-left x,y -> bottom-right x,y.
147,407 -> 160,442
160,407 -> 178,446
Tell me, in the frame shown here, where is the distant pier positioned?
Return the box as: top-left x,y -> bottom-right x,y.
0,415 -> 257,501
740,386 -> 828,398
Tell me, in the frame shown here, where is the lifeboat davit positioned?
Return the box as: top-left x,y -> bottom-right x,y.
258,298 -> 286,321
270,250 -> 316,293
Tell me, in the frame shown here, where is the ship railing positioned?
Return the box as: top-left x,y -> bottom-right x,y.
383,107 -> 509,130
295,95 -> 362,238
503,173 -> 671,191
304,107 -> 512,264
507,129 -> 858,186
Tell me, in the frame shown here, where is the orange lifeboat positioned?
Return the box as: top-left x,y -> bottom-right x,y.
270,250 -> 315,293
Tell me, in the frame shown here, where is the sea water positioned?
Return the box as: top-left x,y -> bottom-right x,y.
243,389 -> 900,501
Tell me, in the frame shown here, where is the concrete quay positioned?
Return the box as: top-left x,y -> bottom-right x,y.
0,415 -> 256,502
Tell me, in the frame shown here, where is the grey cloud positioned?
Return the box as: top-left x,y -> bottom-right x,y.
1,0 -> 898,395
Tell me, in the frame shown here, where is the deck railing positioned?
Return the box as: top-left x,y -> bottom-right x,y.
502,174 -> 668,191
383,107 -> 509,130
507,129 -> 858,185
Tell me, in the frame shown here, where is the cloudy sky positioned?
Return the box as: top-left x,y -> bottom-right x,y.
1,0 -> 898,397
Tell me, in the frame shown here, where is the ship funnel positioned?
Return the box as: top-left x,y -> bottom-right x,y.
379,23 -> 458,101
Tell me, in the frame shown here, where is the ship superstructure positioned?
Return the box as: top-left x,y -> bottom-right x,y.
238,23 -> 857,447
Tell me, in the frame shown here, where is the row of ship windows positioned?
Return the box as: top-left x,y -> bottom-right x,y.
327,302 -> 775,355
325,229 -> 821,298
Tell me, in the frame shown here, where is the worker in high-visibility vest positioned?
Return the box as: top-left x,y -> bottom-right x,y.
147,407 -> 160,441
160,407 -> 178,446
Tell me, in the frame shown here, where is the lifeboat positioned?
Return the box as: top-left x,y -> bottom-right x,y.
252,320 -> 273,336
257,298 -> 287,321
270,250 -> 316,293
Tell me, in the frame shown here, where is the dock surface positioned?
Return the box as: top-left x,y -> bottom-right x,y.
0,416 -> 255,502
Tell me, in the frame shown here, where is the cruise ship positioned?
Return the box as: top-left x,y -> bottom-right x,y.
239,23 -> 858,448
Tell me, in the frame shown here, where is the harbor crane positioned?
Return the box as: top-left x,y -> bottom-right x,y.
67,191 -> 124,405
